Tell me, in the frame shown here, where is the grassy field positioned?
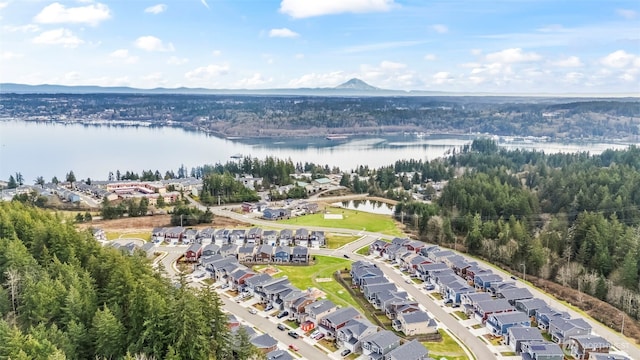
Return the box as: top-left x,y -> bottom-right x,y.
278,207 -> 404,236
253,256 -> 359,310
326,234 -> 361,249
356,246 -> 370,255
105,231 -> 151,241
423,329 -> 469,360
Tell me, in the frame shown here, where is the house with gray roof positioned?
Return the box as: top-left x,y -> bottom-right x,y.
214,229 -> 230,245
384,339 -> 430,360
262,230 -> 279,246
196,227 -> 215,243
521,341 -> 564,360
246,227 -> 263,245
369,239 -> 389,256
140,242 -> 155,257
515,298 -> 548,317
588,354 -> 630,360
244,273 -> 273,295
373,289 -> 407,310
361,330 -> 401,360
506,326 -> 544,353
285,290 -> 315,322
228,267 -> 255,290
319,307 -> 361,338
305,299 -> 337,325
475,299 -> 516,323
384,299 -> 419,320
229,229 -> 246,246
535,305 -> 570,331
278,229 -> 293,246
392,310 -> 437,336
336,318 -> 379,353
549,318 -> 592,345
474,273 -> 504,291
219,244 -> 238,258
381,244 -> 402,261
202,243 -> 220,257
237,245 -> 255,262
250,333 -> 278,354
569,335 -> 610,360
461,292 -> 492,316
266,349 -> 294,360
291,246 -> 309,263
486,312 -> 531,337
499,287 -> 534,305
490,281 -> 517,296
364,282 -> 397,302
415,262 -> 449,282
351,261 -> 384,285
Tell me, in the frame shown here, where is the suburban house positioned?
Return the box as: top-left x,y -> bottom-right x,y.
284,290 -> 315,323
214,229 -> 230,245
506,326 -> 544,353
351,261 -> 384,285
274,246 -> 291,262
196,227 -> 215,243
279,229 -> 293,246
486,312 -> 531,336
535,305 -> 570,331
569,335 -> 611,360
183,229 -> 197,244
369,239 -> 389,256
250,333 -> 278,354
319,307 -> 361,339
140,242 -> 155,257
202,243 -> 220,257
246,227 -> 263,245
165,226 -> 185,244
336,318 -> 379,354
429,250 -> 455,263
461,292 -> 493,316
305,299 -> 337,326
294,228 -> 309,247
184,243 -> 203,262
291,246 -> 309,263
309,230 -> 325,248
243,273 -> 273,295
363,282 -> 397,302
229,229 -> 246,246
474,299 -> 516,323
151,227 -> 166,243
384,299 -> 420,320
548,318 -> 592,345
474,273 -> 504,291
266,350 -> 294,360
384,339 -> 430,360
228,267 -> 255,290
263,208 -> 291,220
515,298 -> 548,317
415,262 -> 449,282
521,341 -> 564,360
255,244 -> 273,262
373,289 -> 408,311
263,230 -> 279,246
237,246 -> 255,262
443,279 -> 475,306
392,310 -> 437,336
361,330 -> 401,359
219,244 -> 238,258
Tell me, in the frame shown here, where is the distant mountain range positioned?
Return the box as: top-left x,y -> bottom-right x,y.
0,79 -> 441,96
0,80 -> 636,98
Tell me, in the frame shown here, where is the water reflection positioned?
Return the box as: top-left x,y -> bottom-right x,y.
331,199 -> 396,215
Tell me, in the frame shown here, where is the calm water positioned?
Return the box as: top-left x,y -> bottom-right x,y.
332,200 -> 396,215
0,120 -> 634,183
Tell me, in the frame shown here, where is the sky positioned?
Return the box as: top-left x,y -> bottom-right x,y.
0,0 -> 639,94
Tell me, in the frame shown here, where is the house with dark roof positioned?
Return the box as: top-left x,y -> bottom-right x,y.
474,273 -> 504,291
229,267 -> 255,290
486,312 -> 531,336
363,282 -> 396,302
506,326 -> 544,353
384,339 -> 429,360
490,281 -> 517,296
219,244 -> 238,258
278,229 -> 293,246
196,227 -> 215,243
214,229 -> 230,245
244,273 -> 273,295
569,335 -> 610,360
515,298 -> 548,317
309,230 -> 325,248
305,299 -> 337,325
284,290 -> 315,323
443,279 -> 475,306
294,228 -> 310,247
256,244 -> 273,262
498,287 -> 534,305
164,226 -> 184,244
202,243 -> 220,257
266,349 -> 294,360
391,237 -> 410,246
461,292 -> 492,316
151,227 -> 165,243
184,243 -> 203,262
384,300 -> 420,320
351,261 -> 384,286
263,208 -> 291,220
429,250 -> 455,263
361,330 -> 401,360
474,299 -> 516,323
262,230 -> 279,246
336,318 -> 379,353
415,262 -> 449,282
373,289 -> 407,311
183,229 -> 197,244
549,318 -> 592,345
237,245 -> 255,262
319,307 -> 361,339
535,305 -> 570,331
291,246 -> 309,263
230,229 -> 246,246
273,245 -> 291,263
369,239 -> 389,256
392,310 -> 437,336
250,333 -> 278,353
246,227 -> 263,245
521,341 -> 564,360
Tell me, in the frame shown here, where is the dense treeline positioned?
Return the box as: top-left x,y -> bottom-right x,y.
0,202 -> 261,359
387,141 -> 640,320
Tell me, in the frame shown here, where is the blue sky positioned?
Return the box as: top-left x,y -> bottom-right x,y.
1,0 -> 639,94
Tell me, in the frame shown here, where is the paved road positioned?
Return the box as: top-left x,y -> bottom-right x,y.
178,197 -> 639,359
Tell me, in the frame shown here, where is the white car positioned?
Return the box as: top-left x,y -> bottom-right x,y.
248,308 -> 257,315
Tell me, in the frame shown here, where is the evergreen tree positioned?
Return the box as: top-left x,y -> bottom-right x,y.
92,304 -> 125,359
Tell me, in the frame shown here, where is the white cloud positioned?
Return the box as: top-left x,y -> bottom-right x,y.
288,71 -> 348,88
551,56 -> 583,67
109,49 -> 139,64
0,2 -> 8,10
201,0 -> 209,9
235,73 -> 272,88
268,28 -> 300,38
145,4 -> 167,15
564,72 -> 584,84
470,49 -> 482,56
32,28 -> 83,48
616,8 -> 637,19
1,51 -> 23,60
600,50 -> 638,68
34,2 -> 111,26
185,64 -> 230,81
212,50 -> 222,57
342,40 -> 423,54
431,24 -> 448,34
134,36 -> 174,52
380,60 -> 406,70
167,56 -> 189,65
4,24 -> 40,33
485,48 -> 541,63
295,53 -> 305,59
424,54 -> 437,61
280,0 -> 394,18
432,71 -> 453,84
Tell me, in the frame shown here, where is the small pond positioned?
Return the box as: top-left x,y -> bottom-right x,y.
331,199 -> 396,216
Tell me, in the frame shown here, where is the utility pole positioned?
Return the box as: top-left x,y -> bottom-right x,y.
520,263 -> 526,283
621,312 -> 625,336
180,214 -> 183,227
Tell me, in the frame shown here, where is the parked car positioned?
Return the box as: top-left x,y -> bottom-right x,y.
310,330 -> 320,338
314,333 -> 325,340
343,254 -> 350,258
340,349 -> 351,357
405,278 -> 413,284
277,323 -> 286,331
288,331 -> 299,339
288,344 -> 299,351
265,304 -> 274,311
248,308 -> 257,315
276,311 -> 289,319
423,284 -> 435,291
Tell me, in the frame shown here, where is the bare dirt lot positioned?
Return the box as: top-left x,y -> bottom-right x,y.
79,214 -> 250,232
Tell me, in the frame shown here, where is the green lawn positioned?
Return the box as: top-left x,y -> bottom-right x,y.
105,231 -> 151,241
453,311 -> 469,320
356,246 -> 370,255
254,256 -> 359,310
326,234 -> 362,249
279,207 -> 404,236
423,329 -> 469,360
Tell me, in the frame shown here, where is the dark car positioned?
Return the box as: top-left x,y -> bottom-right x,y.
343,254 -> 350,258
276,311 -> 289,319
340,349 -> 351,357
288,331 -> 299,339
277,323 -> 286,331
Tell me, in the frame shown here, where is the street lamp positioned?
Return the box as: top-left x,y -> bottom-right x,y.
520,263 -> 526,283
